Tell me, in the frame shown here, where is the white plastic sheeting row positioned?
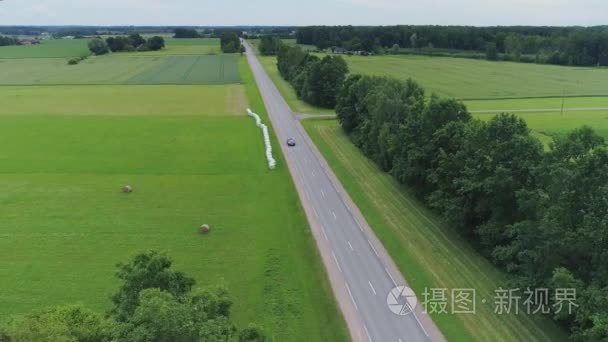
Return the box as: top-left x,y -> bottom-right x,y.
247,108 -> 277,169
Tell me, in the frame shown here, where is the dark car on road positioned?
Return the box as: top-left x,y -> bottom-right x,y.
286,138 -> 296,147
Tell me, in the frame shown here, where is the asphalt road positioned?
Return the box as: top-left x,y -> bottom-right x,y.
244,42 -> 444,342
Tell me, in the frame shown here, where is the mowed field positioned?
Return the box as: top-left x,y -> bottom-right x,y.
303,119 -> 567,342
0,39 -> 89,58
343,54 -> 608,99
0,39 -> 348,341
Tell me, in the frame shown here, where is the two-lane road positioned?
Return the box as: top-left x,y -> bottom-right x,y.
244,41 -> 444,342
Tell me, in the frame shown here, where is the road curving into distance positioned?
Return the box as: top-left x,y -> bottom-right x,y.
243,41 -> 445,342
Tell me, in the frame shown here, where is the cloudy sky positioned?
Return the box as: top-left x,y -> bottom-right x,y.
0,0 -> 605,26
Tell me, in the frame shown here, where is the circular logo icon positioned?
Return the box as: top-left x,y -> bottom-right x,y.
387,286 -> 417,315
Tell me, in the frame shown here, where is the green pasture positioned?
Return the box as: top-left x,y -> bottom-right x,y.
303,119 -> 567,342
0,39 -> 89,59
126,55 -> 240,85
0,56 -> 164,85
342,54 -> 608,99
0,85 -> 247,116
0,58 -> 347,341
127,38 -> 220,56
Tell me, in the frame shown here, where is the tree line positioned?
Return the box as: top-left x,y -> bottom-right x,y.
0,251 -> 266,341
0,36 -> 20,46
296,26 -> 608,66
335,74 -> 608,339
277,45 -> 348,108
88,34 -> 165,55
258,36 -> 284,56
219,31 -> 244,53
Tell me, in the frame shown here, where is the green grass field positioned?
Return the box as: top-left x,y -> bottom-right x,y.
303,119 -> 567,342
0,39 -> 90,59
343,54 -> 608,99
0,55 -> 348,341
0,56 -> 164,85
127,55 -> 240,85
127,38 -> 220,56
0,54 -> 240,85
0,85 -> 247,116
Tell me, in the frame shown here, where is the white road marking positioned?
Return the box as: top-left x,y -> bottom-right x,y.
332,211 -> 337,219
405,302 -> 430,338
321,225 -> 329,241
399,339 -> 403,342
364,325 -> 372,342
313,207 -> 319,219
311,170 -> 315,177
348,241 -> 354,251
320,190 -> 326,198
345,282 -> 358,311
367,239 -> 379,257
368,281 -> 376,295
385,267 -> 397,287
332,251 -> 342,273
354,218 -> 364,232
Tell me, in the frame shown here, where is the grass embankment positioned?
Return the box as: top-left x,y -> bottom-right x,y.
303,119 -> 568,342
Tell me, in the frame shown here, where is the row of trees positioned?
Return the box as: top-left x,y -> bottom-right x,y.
220,31 -> 244,53
336,74 -> 608,339
88,34 -> 165,55
0,36 -> 20,46
258,36 -> 283,56
277,45 -> 348,108
174,28 -> 202,38
0,251 -> 266,341
297,26 -> 608,66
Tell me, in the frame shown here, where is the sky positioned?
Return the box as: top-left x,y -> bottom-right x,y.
0,0 -> 606,26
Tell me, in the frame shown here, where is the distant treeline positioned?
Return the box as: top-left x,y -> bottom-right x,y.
277,45 -> 348,108
296,26 -> 608,66
87,34 -> 165,55
336,74 -> 608,340
0,36 -> 20,46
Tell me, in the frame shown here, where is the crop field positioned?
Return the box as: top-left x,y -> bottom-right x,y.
343,54 -> 608,99
303,119 -> 567,342
127,55 -> 240,85
0,56 -> 164,85
0,48 -> 347,340
0,85 -> 247,116
127,38 -> 221,56
0,39 -> 89,58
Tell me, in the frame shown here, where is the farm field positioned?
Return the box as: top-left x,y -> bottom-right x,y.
0,56 -> 164,85
0,85 -> 247,116
343,54 -> 608,99
0,42 -> 348,340
303,119 -> 567,342
127,38 -> 221,56
0,39 -> 89,58
0,55 -> 239,85
127,55 -> 240,85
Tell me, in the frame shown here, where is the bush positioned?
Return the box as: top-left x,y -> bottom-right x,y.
88,38 -> 109,55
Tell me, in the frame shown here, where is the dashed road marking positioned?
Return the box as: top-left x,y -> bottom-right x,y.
321,225 -> 329,241
385,267 -> 397,287
321,190 -> 326,198
348,241 -> 354,251
313,207 -> 319,219
345,282 -> 358,311
364,325 -> 372,342
332,211 -> 337,219
332,251 -> 342,273
368,281 -> 376,295
367,239 -> 379,257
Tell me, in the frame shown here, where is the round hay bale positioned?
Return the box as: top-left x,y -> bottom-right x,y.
122,185 -> 133,193
200,224 -> 210,235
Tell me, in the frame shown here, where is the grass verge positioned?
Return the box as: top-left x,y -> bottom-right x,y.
303,119 -> 568,342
